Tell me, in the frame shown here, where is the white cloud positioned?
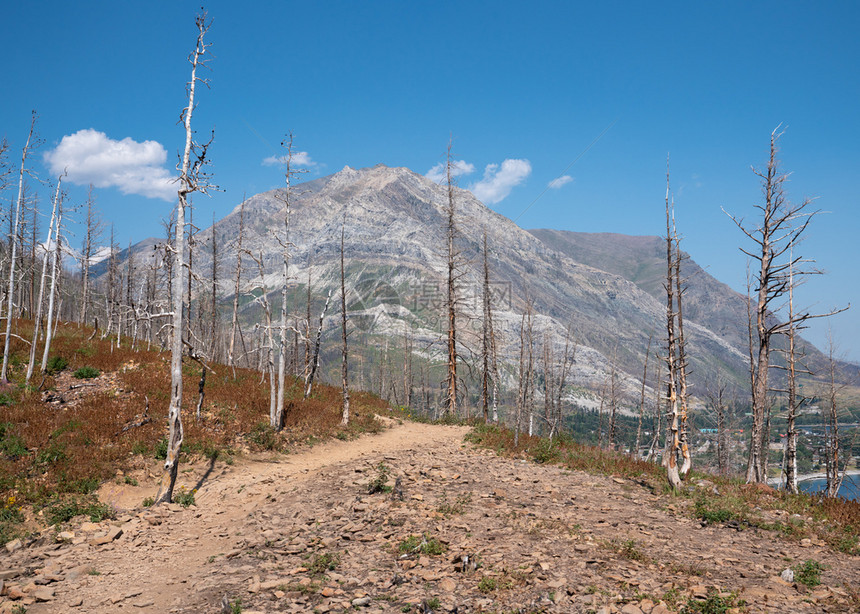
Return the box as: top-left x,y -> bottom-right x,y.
262,151 -> 317,167
548,175 -> 573,189
469,159 -> 532,204
425,159 -> 475,183
43,129 -> 176,201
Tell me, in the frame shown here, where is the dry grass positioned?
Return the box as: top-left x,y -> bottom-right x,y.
0,319 -> 388,531
464,422 -> 860,555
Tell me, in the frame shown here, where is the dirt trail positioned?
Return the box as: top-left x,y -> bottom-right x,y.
3,420 -> 859,613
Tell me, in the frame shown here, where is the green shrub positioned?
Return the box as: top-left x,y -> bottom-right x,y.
308,552 -> 340,575
46,355 -> 68,374
174,487 -> 196,507
530,438 -> 561,464
793,559 -> 826,588
36,441 -> 67,466
247,422 -> 278,451
154,437 -> 168,460
73,366 -> 100,379
477,576 -> 497,593
45,498 -> 114,525
0,422 -> 27,460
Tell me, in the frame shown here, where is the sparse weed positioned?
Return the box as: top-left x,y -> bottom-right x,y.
398,533 -> 447,556
680,589 -> 745,613
367,461 -> 392,494
308,551 -> 340,575
437,491 -> 472,516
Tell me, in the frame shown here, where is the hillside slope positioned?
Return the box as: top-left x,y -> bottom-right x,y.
4,422 -> 858,613
115,164 -> 760,402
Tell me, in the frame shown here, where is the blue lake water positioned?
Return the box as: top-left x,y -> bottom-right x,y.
797,477 -> 859,501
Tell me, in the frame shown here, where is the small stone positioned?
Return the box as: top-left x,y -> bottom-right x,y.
439,577 -> 456,592
32,587 -> 56,602
68,596 -> 84,607
351,596 -> 371,606
780,569 -> 794,583
621,604 -> 644,614
57,531 -> 75,542
89,526 -> 123,546
4,539 -> 22,553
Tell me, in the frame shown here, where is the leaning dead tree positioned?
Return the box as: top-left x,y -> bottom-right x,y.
158,11 -> 213,505
725,128 -> 845,484
2,112 -> 38,383
26,174 -> 63,383
39,193 -> 64,375
304,289 -> 332,399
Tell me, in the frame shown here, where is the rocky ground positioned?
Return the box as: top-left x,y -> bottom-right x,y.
1,419 -> 858,613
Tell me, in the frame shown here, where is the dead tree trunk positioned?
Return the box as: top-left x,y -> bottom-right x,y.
444,141 -> 459,418
340,223 -> 350,426
39,200 -> 63,374
725,128 -> 841,483
634,334 -> 652,459
663,164 -> 682,490
228,196 -> 245,371
158,12 -> 213,504
1,113 -> 37,382
304,289 -> 332,398
26,175 -> 61,383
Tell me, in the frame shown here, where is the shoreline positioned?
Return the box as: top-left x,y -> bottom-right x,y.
767,468 -> 860,486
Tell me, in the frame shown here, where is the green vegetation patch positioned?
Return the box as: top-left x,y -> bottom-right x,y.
73,366 -> 100,379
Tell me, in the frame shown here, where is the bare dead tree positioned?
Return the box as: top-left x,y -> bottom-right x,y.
822,334 -> 849,498
39,195 -> 64,375
673,215 -> 692,476
2,112 -> 39,382
605,351 -> 621,450
663,162 -> 682,490
304,289 -> 332,398
209,211 -> 218,357
79,185 -> 103,327
158,11 -> 213,505
272,135 -> 306,428
227,195 -> 246,371
549,324 -> 574,439
444,139 -> 459,418
26,175 -> 62,383
705,377 -> 730,477
480,230 -> 496,423
340,222 -> 350,426
725,127 -> 846,484
634,334 -> 653,459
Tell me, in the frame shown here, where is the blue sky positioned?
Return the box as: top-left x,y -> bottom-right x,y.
1,1 -> 858,359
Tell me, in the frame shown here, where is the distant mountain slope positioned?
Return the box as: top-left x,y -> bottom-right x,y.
527,229 -> 751,354
111,164 -> 834,405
